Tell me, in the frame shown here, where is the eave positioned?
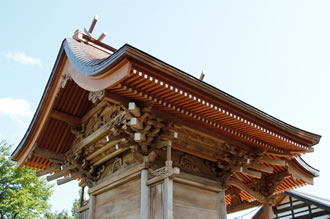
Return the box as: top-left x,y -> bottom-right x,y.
12,36 -> 320,188
63,37 -> 321,149
11,42 -> 67,164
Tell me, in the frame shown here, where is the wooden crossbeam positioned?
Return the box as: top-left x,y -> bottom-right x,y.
238,167 -> 262,179
86,135 -> 127,161
104,91 -> 129,105
248,163 -> 274,174
46,163 -> 79,181
47,169 -> 68,181
226,170 -> 290,196
57,171 -> 82,185
128,102 -> 141,117
93,148 -> 129,166
259,157 -> 286,166
36,165 -> 57,177
50,110 -> 81,126
130,117 -> 143,129
134,133 -> 145,142
33,147 -> 66,162
147,167 -> 180,186
73,120 -> 115,152
228,178 -> 265,203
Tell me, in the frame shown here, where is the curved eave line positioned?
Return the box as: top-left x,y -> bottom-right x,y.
59,39 -> 322,146
294,156 -> 320,177
63,38 -> 125,77
11,41 -> 66,162
287,156 -> 319,185
121,45 -> 322,146
12,37 -> 322,163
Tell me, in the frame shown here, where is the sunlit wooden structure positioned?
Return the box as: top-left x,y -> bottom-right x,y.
12,25 -> 321,219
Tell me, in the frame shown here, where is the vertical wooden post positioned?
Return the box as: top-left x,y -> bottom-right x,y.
88,182 -> 96,219
218,190 -> 227,219
167,143 -> 172,162
163,177 -> 174,219
263,202 -> 274,219
88,194 -> 96,219
140,168 -> 150,219
79,186 -> 85,208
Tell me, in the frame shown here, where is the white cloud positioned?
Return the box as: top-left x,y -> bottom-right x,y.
0,98 -> 33,128
6,52 -> 42,68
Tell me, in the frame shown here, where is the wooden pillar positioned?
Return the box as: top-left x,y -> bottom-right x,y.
88,194 -> 96,219
79,186 -> 85,208
218,190 -> 227,219
140,168 -> 150,219
88,182 -> 96,219
263,202 -> 274,219
163,177 -> 173,219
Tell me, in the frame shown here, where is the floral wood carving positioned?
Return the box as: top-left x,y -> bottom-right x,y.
88,90 -> 105,103
178,154 -> 200,173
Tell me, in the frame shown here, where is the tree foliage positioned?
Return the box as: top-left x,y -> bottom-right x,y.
44,198 -> 79,219
0,140 -> 53,219
71,199 -> 79,219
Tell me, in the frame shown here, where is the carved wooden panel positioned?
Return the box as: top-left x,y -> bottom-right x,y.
151,148 -> 221,180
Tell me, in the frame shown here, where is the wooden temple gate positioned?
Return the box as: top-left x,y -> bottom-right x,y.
12,26 -> 321,219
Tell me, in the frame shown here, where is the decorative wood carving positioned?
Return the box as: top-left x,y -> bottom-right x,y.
111,157 -> 122,174
88,90 -> 105,103
60,71 -> 72,89
178,154 -> 200,173
45,100 -> 175,187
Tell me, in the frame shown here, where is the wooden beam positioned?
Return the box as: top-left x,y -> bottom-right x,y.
226,170 -> 290,196
128,102 -> 141,117
130,117 -> 143,129
50,110 -> 81,126
172,144 -> 217,162
259,157 -> 286,166
86,135 -> 127,161
248,163 -> 273,174
134,133 -> 145,142
287,161 -> 314,184
36,165 -> 57,177
57,171 -> 81,185
155,139 -> 172,149
47,169 -> 69,181
104,91 -> 129,105
178,172 -> 222,191
89,164 -> 146,195
238,167 -> 262,179
147,167 -> 180,186
46,163 -> 79,181
93,148 -> 129,166
151,109 -> 261,154
73,120 -> 116,153
228,178 -> 265,203
34,147 -> 66,162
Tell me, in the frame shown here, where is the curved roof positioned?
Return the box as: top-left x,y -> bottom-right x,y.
65,38 -> 321,147
11,33 -> 321,201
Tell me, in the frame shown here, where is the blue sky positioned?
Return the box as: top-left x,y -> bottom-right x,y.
1,0 -> 330,217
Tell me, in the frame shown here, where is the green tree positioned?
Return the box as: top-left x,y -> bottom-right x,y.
0,140 -> 53,219
71,199 -> 79,219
